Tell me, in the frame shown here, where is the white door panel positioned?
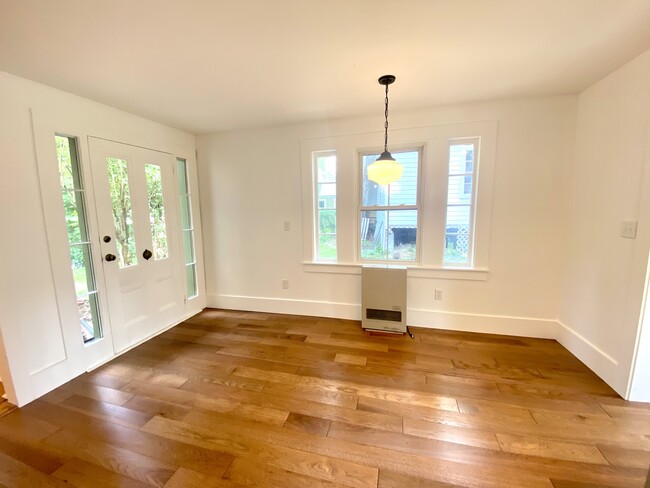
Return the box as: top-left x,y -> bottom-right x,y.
89,138 -> 183,353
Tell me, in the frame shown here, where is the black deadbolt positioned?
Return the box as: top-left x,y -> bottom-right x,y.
142,249 -> 153,260
103,235 -> 112,243
105,253 -> 116,262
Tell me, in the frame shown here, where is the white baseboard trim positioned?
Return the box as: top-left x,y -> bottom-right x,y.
208,294 -> 361,320
409,309 -> 557,339
208,294 -> 556,338
555,320 -> 624,395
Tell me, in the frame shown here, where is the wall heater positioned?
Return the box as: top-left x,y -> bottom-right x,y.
361,265 -> 407,333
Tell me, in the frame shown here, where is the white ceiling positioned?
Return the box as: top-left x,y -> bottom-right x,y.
1,0 -> 650,134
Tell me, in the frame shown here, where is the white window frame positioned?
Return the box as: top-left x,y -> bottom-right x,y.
357,147 -> 423,264
312,150 -> 338,262
443,138 -> 480,268
300,121 -> 497,280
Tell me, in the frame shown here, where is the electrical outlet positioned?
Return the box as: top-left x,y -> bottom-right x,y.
282,279 -> 289,289
434,289 -> 443,300
621,220 -> 637,239
284,221 -> 291,231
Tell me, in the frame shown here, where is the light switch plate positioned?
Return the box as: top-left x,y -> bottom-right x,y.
621,221 -> 638,239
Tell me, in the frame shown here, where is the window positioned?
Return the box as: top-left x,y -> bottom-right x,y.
55,135 -> 103,342
444,140 -> 478,266
313,152 -> 337,260
145,163 -> 169,260
300,121 -> 495,274
360,150 -> 420,262
177,158 -> 198,298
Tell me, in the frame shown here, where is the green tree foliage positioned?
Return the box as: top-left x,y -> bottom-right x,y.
107,158 -> 136,267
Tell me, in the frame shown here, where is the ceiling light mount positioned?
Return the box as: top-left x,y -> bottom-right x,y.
367,74 -> 403,186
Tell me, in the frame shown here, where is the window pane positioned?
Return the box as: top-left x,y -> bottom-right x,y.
449,144 -> 474,174
61,189 -> 90,244
317,183 -> 336,208
389,209 -> 417,261
318,234 -> 337,259
444,205 -> 471,264
186,264 -> 197,298
318,210 -> 336,234
70,243 -> 97,296
362,151 -> 418,206
79,292 -> 101,343
448,175 -> 473,204
362,156 -> 388,206
183,230 -> 195,264
177,158 -> 189,194
387,151 -> 418,206
361,210 -> 417,261
145,164 -> 169,260
317,155 -> 336,183
107,157 -> 137,268
56,136 -> 75,189
361,210 -> 388,259
180,194 -> 192,230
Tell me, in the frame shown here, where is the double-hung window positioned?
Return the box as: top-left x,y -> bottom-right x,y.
360,149 -> 420,262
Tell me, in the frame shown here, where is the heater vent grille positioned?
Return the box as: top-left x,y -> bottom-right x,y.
366,308 -> 401,322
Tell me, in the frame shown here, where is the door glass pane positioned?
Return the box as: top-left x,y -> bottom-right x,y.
56,135 -> 103,342
186,264 -> 197,298
62,189 -> 89,244
145,164 -> 169,260
183,230 -> 195,264
180,194 -> 192,230
177,158 -> 198,298
107,157 -> 137,268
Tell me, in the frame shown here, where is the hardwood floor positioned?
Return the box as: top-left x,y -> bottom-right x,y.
1,308 -> 649,487
0,380 -> 16,419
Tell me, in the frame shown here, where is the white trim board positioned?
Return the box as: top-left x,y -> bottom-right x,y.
208,294 -> 556,338
555,320 -> 623,396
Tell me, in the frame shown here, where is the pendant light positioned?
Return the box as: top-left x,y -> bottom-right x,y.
367,74 -> 403,186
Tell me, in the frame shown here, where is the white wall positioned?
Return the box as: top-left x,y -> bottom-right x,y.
558,49 -> 650,398
0,71 -> 203,406
197,95 -> 577,338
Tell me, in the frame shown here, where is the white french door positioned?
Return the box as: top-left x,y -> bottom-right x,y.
89,138 -> 184,353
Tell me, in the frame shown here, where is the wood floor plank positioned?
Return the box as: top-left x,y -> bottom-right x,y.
283,412 -> 332,436
0,450 -> 76,488
224,457 -> 350,487
52,457 -> 152,488
1,309 -> 649,488
143,415 -> 379,488
495,433 -> 609,465
163,467 -> 245,487
43,428 -> 177,487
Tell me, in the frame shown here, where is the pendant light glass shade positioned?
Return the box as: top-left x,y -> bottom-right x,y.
368,74 -> 402,186
367,151 -> 403,185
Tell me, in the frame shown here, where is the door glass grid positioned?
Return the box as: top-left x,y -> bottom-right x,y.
177,158 -> 198,298
55,135 -> 103,342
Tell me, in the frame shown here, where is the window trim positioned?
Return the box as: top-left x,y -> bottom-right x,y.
299,120 -> 497,276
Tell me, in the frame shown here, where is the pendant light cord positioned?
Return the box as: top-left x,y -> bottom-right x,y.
384,84 -> 390,152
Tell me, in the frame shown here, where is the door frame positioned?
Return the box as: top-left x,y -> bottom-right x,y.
28,108 -> 205,404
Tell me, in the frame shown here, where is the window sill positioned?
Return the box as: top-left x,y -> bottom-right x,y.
302,262 -> 489,281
